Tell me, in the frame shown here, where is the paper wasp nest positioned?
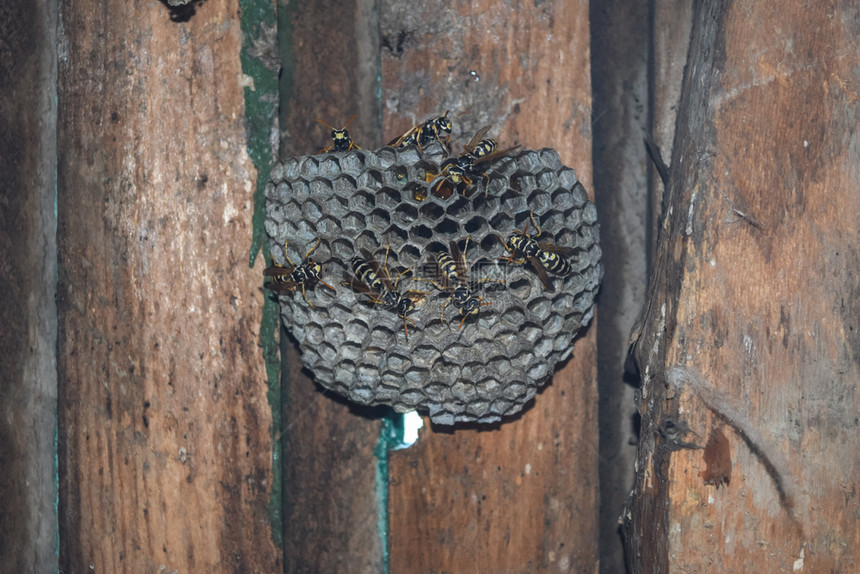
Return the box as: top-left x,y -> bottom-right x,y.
265,143 -> 602,424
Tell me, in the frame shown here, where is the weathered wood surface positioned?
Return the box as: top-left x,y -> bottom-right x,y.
650,0 -> 693,223
0,1 -> 58,572
625,1 -> 859,572
380,1 -> 599,571
57,1 -> 280,571
277,1 -> 385,572
590,0 -> 664,570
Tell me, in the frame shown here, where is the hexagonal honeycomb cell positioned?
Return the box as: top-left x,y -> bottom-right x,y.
265,142 -> 602,425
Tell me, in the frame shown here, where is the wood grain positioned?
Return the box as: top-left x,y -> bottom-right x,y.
590,1 -> 657,570
382,1 -> 599,571
626,1 -> 859,572
57,1 -> 280,571
277,1 -> 385,572
0,0 -> 58,572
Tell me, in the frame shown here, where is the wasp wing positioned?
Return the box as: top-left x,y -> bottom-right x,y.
263,264 -> 296,277
359,248 -> 397,290
526,255 -> 555,292
387,125 -> 419,147
342,273 -> 385,303
536,243 -> 579,257
463,125 -> 492,154
471,145 -> 521,167
448,240 -> 469,285
266,280 -> 299,293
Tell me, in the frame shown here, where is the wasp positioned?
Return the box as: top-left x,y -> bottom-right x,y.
264,238 -> 336,307
342,245 -> 428,339
317,114 -> 360,153
498,211 -> 578,292
423,126 -> 519,200
388,110 -> 461,153
421,236 -> 505,330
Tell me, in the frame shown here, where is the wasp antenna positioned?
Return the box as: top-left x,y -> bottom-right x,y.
305,237 -> 322,259
316,118 -> 336,131
343,114 -> 358,129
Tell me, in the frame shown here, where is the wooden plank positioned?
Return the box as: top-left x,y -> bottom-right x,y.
625,1 -> 859,572
381,1 -> 599,571
277,1 -> 385,572
0,1 -> 58,572
589,1 -> 654,571
281,343 -> 385,574
56,1 -> 280,571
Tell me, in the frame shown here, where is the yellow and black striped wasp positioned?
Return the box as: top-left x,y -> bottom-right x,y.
423,126 -> 519,200
317,114 -> 360,153
264,238 -> 336,307
342,245 -> 428,340
422,236 -> 505,330
498,211 -> 578,292
388,110 -> 460,153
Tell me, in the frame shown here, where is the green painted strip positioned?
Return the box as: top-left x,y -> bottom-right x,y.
375,412 -> 395,573
375,408 -> 415,573
238,0 -> 282,550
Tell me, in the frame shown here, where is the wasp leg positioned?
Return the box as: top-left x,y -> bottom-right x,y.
457,300 -> 493,330
410,276 -> 446,292
300,284 -> 316,309
281,240 -> 297,267
317,277 -> 337,292
391,266 -> 414,290
380,243 -> 393,283
477,171 -> 491,197
528,210 -> 544,239
439,297 -> 452,325
401,315 -> 419,341
499,253 -> 527,265
461,234 -> 472,259
458,313 -> 469,331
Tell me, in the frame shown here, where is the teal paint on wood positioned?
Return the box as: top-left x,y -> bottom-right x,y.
239,0 -> 283,549
375,415 -> 394,574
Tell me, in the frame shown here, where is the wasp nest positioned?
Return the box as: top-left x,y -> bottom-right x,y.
265,143 -> 602,424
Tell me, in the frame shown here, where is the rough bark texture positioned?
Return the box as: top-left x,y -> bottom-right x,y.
625,1 -> 859,572
277,1 -> 385,572
0,1 -> 58,572
649,0 -> 693,255
57,1 -> 280,571
380,1 -> 600,571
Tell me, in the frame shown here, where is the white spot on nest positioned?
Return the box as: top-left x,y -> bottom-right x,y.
525,463 -> 532,475
398,411 -> 423,448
